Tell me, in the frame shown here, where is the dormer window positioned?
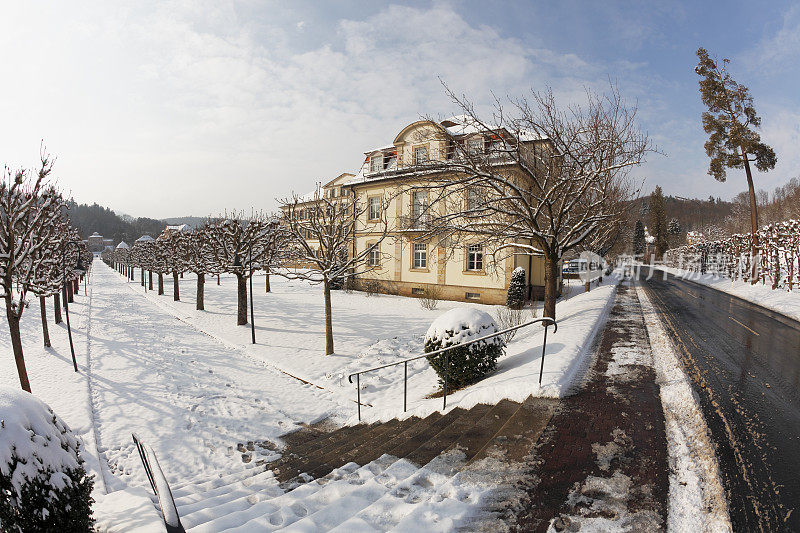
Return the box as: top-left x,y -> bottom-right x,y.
466,137 -> 483,155
413,146 -> 429,165
370,154 -> 383,173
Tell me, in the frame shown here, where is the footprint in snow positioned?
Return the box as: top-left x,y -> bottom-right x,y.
290,503 -> 308,517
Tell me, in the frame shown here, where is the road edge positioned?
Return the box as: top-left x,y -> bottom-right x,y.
636,284 -> 732,533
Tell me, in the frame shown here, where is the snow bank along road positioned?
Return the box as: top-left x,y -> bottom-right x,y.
640,267 -> 800,530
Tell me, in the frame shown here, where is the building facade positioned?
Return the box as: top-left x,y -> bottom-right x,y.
282,116 -> 558,306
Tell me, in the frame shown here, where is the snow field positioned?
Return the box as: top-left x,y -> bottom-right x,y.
142,270 -> 619,425
2,260 -> 619,531
636,284 -> 732,532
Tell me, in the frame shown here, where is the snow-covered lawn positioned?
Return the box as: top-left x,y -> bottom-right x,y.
1,262 -> 617,530
659,266 -> 800,322
140,269 -> 618,423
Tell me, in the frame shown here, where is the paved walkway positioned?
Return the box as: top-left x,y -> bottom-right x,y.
512,283 -> 669,532
83,262 -> 339,491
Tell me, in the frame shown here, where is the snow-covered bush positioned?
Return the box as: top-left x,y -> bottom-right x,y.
0,388 -> 94,532
424,308 -> 505,389
506,267 -> 526,309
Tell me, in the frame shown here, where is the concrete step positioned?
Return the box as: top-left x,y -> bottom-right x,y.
381,408 -> 466,460
280,418 -> 407,484
403,403 -> 494,467
442,399 -> 523,463
468,395 -> 557,465
300,416 -> 426,482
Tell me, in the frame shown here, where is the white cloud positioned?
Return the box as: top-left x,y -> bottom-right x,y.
0,1 -> 731,218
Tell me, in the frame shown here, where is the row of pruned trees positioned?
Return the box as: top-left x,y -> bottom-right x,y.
1,150 -> 92,392
663,218 -> 800,290
110,197 -> 389,356
108,213 -> 288,326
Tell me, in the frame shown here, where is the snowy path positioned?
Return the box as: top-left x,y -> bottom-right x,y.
86,262 -> 341,492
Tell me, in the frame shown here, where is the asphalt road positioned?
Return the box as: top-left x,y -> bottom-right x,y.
639,268 -> 800,531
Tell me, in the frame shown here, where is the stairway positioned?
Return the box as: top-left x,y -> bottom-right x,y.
149,396 -> 556,531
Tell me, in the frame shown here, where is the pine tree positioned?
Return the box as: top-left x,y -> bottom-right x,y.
696,47 -> 777,267
506,267 -> 526,310
633,220 -> 646,255
649,186 -> 669,257
668,218 -> 681,235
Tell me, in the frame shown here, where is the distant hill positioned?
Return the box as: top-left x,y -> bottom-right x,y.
65,200 -> 166,245
163,216 -> 209,229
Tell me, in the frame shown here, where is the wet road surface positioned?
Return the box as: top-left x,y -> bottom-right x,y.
639,268 -> 800,531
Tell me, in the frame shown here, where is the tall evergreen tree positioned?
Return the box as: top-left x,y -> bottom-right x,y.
649,186 -> 669,257
695,47 -> 777,267
633,220 -> 646,255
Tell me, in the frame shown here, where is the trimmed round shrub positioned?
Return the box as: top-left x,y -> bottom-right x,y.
506,266 -> 526,310
0,388 -> 94,532
424,308 -> 505,389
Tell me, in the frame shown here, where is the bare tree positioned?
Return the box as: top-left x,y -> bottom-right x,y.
280,186 -> 388,355
178,227 -> 217,310
0,152 -> 66,392
205,213 -> 270,325
414,85 -> 649,319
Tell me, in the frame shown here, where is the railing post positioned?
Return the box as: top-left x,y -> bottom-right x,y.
404,361 -> 408,412
443,352 -> 448,410
356,374 -> 361,421
539,323 -> 550,385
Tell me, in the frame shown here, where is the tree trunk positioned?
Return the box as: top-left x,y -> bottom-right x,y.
54,292 -> 62,323
323,277 -> 334,355
6,302 -> 31,392
148,271 -> 153,290
236,273 -> 248,325
39,296 -> 51,347
265,272 -> 271,293
173,271 -> 180,301
67,281 -> 74,303
543,255 -> 559,320
217,274 -> 221,285
141,268 -> 145,286
196,272 -> 205,311
158,273 -> 164,295
73,279 -> 79,294
742,147 -> 760,284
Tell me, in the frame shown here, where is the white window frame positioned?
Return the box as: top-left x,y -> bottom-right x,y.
370,154 -> 383,173
467,188 -> 483,211
412,190 -> 428,226
412,243 -> 427,269
368,196 -> 381,221
467,244 -> 484,271
367,243 -> 380,267
466,136 -> 483,155
413,145 -> 429,165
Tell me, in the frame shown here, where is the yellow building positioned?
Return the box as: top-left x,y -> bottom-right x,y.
344,116 -> 554,305
282,116 -> 556,305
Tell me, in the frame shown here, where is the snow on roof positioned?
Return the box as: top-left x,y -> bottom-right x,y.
135,235 -> 154,242
363,144 -> 396,155
90,232 -> 102,237
165,224 -> 190,232
116,241 -> 130,249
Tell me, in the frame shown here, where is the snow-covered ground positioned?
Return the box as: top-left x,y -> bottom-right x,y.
0,262 -> 617,530
136,270 -> 617,423
637,285 -> 731,532
659,266 -> 800,322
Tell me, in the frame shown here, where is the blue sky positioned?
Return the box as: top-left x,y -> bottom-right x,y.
1,1 -> 798,218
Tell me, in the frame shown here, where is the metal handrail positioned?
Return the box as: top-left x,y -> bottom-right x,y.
348,317 -> 557,420
132,433 -> 186,533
